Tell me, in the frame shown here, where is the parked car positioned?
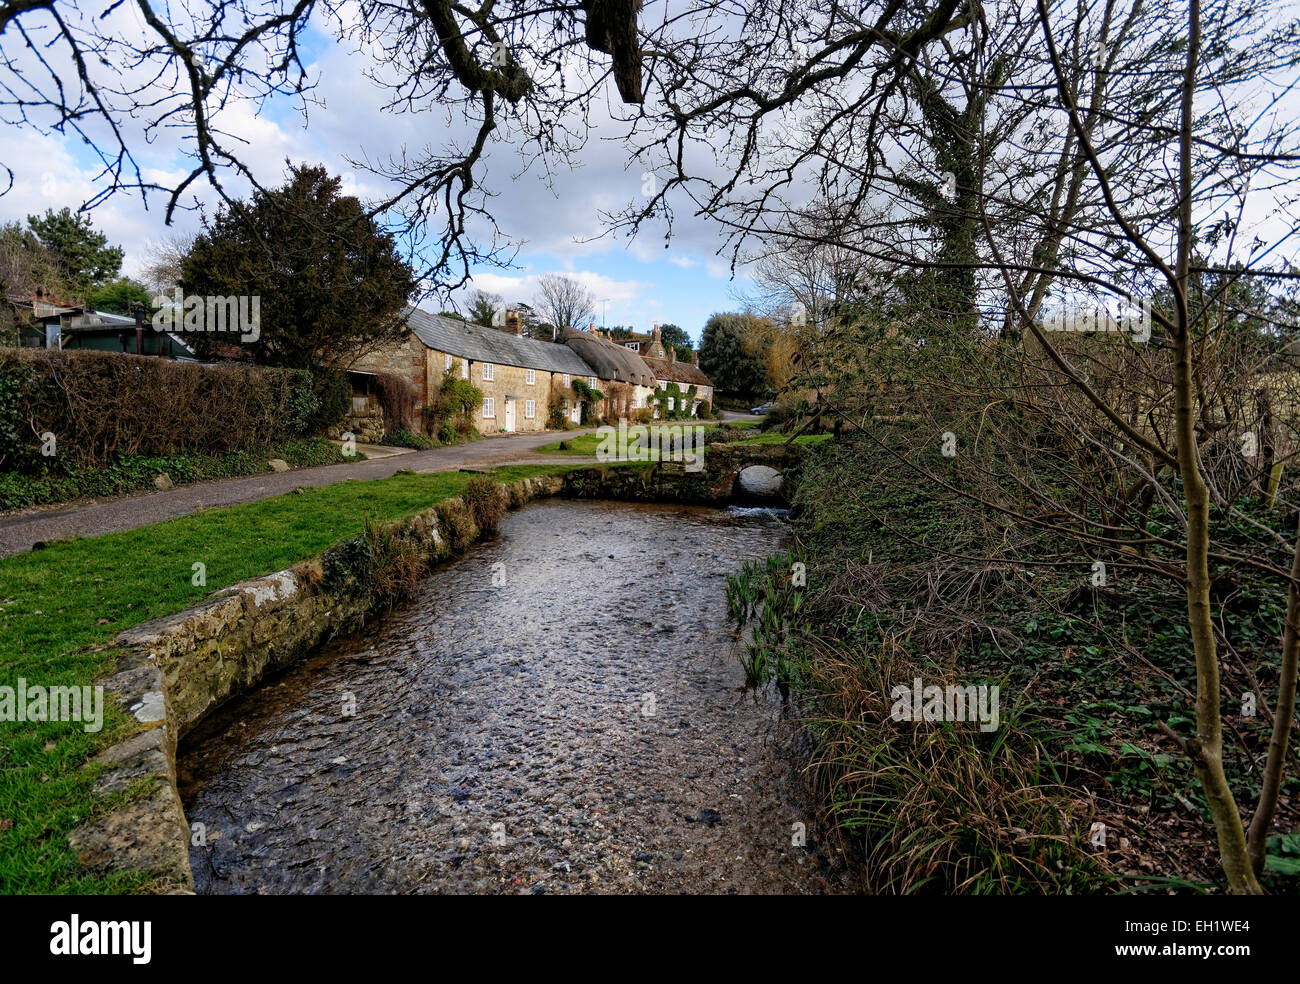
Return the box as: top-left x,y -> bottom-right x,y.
749,401 -> 775,414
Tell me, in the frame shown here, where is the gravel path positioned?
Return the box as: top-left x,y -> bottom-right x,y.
0,431 -> 596,558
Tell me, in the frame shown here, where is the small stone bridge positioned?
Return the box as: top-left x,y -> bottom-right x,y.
562,439 -> 807,505
667,440 -> 805,502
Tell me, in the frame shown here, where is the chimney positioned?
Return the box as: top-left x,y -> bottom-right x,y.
669,347 -> 676,363
692,350 -> 699,367
506,309 -> 522,336
651,324 -> 661,341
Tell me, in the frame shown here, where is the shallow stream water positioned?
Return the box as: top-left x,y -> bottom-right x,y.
178,499 -> 852,894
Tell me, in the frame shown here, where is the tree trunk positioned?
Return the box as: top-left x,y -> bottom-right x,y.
1171,0 -> 1261,894
1246,511 -> 1300,875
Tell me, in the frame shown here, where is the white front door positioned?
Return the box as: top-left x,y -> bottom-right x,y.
504,399 -> 516,432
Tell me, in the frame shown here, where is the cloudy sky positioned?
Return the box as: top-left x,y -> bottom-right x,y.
0,5 -> 751,346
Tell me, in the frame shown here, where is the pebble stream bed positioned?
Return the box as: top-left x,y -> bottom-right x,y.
178,499 -> 854,894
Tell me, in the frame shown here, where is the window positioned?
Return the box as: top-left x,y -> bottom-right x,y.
525,399 -> 536,419
588,376 -> 597,387
444,353 -> 452,371
667,397 -> 675,411
482,397 -> 495,418
563,373 -> 570,386
482,363 -> 495,381
525,368 -> 535,385
461,359 -> 469,380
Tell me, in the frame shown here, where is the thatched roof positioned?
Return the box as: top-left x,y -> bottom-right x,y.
641,355 -> 712,388
561,327 -> 658,387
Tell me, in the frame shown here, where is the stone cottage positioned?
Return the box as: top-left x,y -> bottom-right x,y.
615,324 -> 715,416
350,306 -> 655,433
559,326 -> 659,421
642,348 -> 714,416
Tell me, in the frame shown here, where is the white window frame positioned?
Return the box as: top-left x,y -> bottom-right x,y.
667,397 -> 675,411
482,397 -> 495,418
563,373 -> 570,386
444,353 -> 453,372
461,359 -> 469,380
588,376 -> 597,388
525,368 -> 535,385
525,399 -> 536,419
482,362 -> 495,381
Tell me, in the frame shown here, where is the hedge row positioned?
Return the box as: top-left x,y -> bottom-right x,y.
0,349 -> 349,473
0,438 -> 350,512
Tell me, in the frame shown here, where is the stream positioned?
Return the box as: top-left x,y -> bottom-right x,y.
178,498 -> 853,894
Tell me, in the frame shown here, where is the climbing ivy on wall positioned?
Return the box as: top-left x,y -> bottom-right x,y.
570,378 -> 605,424
649,382 -> 698,420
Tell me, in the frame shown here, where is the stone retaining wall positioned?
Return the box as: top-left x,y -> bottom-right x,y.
65,451 -> 803,892
68,473 -> 564,892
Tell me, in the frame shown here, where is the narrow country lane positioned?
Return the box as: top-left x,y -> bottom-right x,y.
0,430 -> 596,558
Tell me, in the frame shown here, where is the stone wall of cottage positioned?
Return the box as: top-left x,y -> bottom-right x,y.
470,360 -> 552,433
424,346 -> 554,433
351,335 -> 428,405
355,332 -> 668,433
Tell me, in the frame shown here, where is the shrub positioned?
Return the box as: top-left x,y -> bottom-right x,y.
375,372 -> 420,434
362,517 -> 425,608
307,368 -> 352,434
437,421 -> 458,445
282,370 -> 321,437
760,398 -> 807,433
794,636 -> 1100,894
0,349 -> 333,473
570,378 -> 604,424
435,499 -> 476,550
703,424 -> 747,445
0,439 -> 348,512
275,437 -> 351,468
382,429 -> 437,450
462,476 -> 507,532
0,358 -> 34,472
426,368 -> 482,437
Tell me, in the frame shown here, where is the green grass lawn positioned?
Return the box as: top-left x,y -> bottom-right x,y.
0,462 -> 583,894
535,420 -> 767,457
534,432 -> 609,456
733,431 -> 833,446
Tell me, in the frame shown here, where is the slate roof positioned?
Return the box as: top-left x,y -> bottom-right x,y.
403,306 -> 593,375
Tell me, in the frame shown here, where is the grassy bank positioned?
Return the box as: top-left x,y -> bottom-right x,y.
0,462 -> 585,894
534,419 -> 777,457
731,427 -> 1300,893
0,437 -> 358,513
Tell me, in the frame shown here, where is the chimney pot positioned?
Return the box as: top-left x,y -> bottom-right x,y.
692,350 -> 700,367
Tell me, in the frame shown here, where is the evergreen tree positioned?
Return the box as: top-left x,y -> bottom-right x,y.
180,163 -> 416,368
